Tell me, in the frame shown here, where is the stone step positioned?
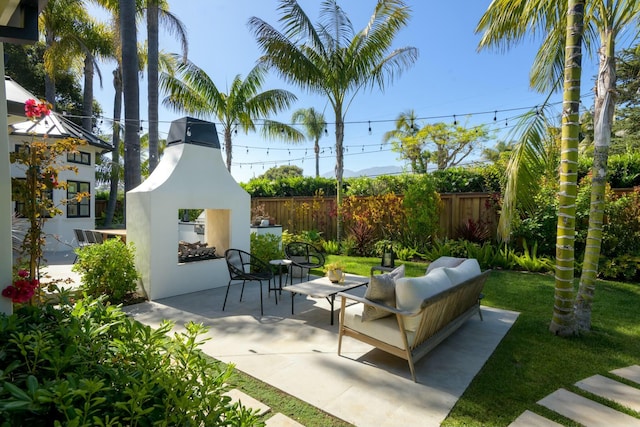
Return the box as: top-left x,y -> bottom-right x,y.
265,412 -> 305,427
508,410 -> 563,427
225,389 -> 271,416
611,365 -> 640,386
576,374 -> 640,412
538,388 -> 640,427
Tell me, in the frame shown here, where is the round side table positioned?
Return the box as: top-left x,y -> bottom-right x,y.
269,259 -> 292,296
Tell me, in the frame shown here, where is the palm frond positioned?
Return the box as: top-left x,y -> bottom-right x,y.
498,105 -> 556,240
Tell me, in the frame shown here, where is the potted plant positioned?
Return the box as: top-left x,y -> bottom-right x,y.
324,261 -> 346,283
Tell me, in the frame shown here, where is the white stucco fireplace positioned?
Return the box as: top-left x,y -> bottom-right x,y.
126,117 -> 250,300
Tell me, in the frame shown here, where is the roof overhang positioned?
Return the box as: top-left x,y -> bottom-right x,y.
0,0 -> 48,44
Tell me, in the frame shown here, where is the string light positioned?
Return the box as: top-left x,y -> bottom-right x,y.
453,115 -> 457,126
493,111 -> 497,121
368,121 -> 372,135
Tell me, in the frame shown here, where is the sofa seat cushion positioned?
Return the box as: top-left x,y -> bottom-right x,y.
442,258 -> 481,285
343,302 -> 415,349
395,268 -> 452,332
362,264 -> 405,321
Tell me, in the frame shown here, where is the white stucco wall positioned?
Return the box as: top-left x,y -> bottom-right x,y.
127,142 -> 250,301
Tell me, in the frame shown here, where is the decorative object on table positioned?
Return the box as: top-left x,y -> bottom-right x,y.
381,242 -> 395,268
324,261 -> 346,283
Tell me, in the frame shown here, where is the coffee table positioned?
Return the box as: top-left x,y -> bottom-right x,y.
282,275 -> 368,325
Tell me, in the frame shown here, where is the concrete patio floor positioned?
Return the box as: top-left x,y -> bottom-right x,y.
41,252 -> 519,426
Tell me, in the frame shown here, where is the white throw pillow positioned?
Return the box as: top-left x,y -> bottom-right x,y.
442,259 -> 481,286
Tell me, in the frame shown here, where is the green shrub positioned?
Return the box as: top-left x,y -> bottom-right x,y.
0,298 -> 261,426
322,240 -> 340,255
250,233 -> 284,266
402,175 -> 441,247
72,238 -> 140,304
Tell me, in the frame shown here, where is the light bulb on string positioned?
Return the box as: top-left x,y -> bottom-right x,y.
266,148 -> 269,156
453,115 -> 457,126
362,145 -> 364,152
505,118 -> 508,127
246,147 -> 249,154
186,126 -> 192,137
493,111 -> 497,122
368,121 -> 372,135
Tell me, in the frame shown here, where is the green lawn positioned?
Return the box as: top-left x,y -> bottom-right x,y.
231,256 -> 640,426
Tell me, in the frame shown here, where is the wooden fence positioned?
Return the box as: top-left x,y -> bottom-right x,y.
251,192 -> 498,241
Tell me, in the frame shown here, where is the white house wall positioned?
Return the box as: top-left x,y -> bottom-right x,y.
9,135 -> 102,252
127,142 -> 250,301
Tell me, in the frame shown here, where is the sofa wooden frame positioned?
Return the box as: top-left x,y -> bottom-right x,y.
337,269 -> 492,382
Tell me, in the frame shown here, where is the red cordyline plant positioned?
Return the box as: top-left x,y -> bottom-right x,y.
3,99 -> 85,305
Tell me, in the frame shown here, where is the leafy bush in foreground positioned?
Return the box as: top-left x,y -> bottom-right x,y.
73,238 -> 139,304
0,297 -> 262,426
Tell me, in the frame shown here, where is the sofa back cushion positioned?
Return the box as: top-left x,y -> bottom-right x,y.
441,259 -> 481,286
425,256 -> 466,274
395,268 -> 452,331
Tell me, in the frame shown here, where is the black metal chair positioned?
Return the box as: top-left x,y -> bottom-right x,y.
223,249 -> 275,316
284,242 -> 325,284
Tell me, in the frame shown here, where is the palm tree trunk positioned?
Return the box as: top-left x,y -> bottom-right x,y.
44,31 -> 56,107
314,137 -> 320,177
82,55 -> 94,132
335,109 -> 344,245
549,0 -> 584,336
120,0 -> 141,194
147,0 -> 159,172
225,127 -> 233,172
105,68 -> 122,228
575,31 -> 616,332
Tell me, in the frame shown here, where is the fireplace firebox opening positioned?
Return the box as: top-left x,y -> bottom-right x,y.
177,208 -> 231,263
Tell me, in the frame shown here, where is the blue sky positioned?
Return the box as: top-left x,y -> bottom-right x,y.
91,1 -> 601,183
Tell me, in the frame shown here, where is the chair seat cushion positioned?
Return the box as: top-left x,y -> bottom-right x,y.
343,302 -> 415,349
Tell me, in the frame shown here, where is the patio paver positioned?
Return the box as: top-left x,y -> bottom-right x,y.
576,374 -> 640,412
225,388 -> 271,416
265,413 -> 305,427
611,365 -> 640,385
538,388 -> 640,427
508,410 -> 563,427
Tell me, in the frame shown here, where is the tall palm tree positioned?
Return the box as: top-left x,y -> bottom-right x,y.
145,0 -> 188,173
476,0 -> 637,334
79,18 -> 112,132
161,60 -> 304,171
249,0 -> 418,243
40,0 -> 91,108
120,0 -> 141,193
291,107 -> 326,177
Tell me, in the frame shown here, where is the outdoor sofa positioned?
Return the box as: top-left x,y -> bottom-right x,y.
337,257 -> 490,382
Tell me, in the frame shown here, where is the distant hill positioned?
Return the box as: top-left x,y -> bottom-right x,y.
322,165 -> 403,179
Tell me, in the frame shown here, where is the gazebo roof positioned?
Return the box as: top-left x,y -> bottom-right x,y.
5,76 -> 112,152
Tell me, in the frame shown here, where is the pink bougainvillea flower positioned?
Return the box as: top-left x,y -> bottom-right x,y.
17,269 -> 29,278
24,99 -> 51,119
2,286 -> 16,299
